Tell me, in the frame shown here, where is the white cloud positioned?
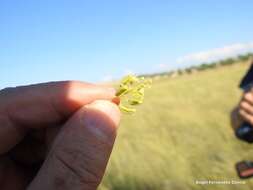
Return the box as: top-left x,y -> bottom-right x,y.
176,42 -> 253,64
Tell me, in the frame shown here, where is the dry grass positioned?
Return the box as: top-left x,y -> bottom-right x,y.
99,61 -> 253,190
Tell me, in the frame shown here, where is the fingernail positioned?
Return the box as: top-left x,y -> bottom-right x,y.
112,96 -> 121,105
87,100 -> 120,126
82,100 -> 121,141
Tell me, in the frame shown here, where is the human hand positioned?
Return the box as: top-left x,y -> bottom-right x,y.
0,81 -> 121,190
236,89 -> 253,126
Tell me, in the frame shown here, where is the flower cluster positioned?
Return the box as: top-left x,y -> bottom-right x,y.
116,75 -> 152,114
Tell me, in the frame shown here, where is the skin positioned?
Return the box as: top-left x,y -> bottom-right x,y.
0,81 -> 121,190
231,89 -> 253,130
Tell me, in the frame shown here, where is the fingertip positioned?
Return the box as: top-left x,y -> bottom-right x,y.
244,92 -> 253,102
85,100 -> 121,128
112,96 -> 121,105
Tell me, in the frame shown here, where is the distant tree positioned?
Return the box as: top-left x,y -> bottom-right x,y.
219,58 -> 236,66
237,53 -> 253,62
177,69 -> 184,75
137,52 -> 253,79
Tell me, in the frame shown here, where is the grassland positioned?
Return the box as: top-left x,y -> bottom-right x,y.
99,60 -> 253,190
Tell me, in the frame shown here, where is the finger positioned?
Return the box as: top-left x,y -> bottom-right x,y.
239,108 -> 253,125
243,92 -> 253,106
0,81 -> 116,154
0,156 -> 33,190
28,100 -> 121,190
112,97 -> 120,105
7,131 -> 47,166
239,101 -> 253,115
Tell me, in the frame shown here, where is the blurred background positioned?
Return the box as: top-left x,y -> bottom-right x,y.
1,1 -> 253,189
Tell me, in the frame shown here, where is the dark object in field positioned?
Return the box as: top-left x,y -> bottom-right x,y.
240,62 -> 253,89
236,161 -> 253,179
235,61 -> 253,180
235,122 -> 253,143
236,61 -> 253,143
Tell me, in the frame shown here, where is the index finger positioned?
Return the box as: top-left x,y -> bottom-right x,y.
0,81 -> 116,154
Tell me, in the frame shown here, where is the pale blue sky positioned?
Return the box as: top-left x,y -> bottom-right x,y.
1,0 -> 253,88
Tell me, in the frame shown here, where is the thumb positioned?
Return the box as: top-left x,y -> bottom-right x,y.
28,100 -> 121,190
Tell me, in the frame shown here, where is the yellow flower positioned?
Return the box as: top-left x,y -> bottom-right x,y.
116,75 -> 152,114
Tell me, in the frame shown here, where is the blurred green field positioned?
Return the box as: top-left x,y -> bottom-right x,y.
99,61 -> 253,190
